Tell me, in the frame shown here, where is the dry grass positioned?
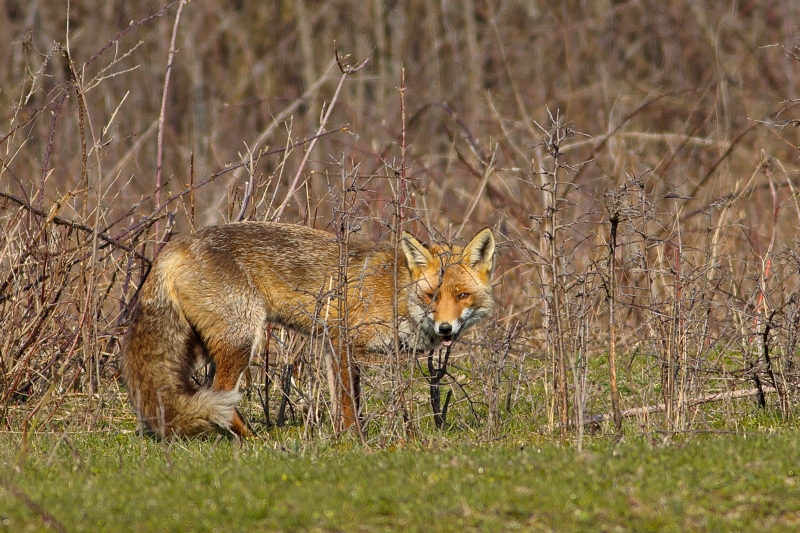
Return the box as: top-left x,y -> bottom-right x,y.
1,1 -> 799,445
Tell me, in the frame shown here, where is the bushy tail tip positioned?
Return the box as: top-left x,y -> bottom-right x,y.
128,386 -> 242,439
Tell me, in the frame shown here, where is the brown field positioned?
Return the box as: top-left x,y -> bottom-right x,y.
1,0 -> 799,445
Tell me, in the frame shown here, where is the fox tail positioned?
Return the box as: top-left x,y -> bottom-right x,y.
121,284 -> 239,439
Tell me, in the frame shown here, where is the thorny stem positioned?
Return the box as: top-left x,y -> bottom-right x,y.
427,346 -> 452,429
608,213 -> 622,437
541,112 -> 570,435
392,66 -> 409,437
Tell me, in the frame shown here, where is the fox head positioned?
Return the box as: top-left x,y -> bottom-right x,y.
401,228 -> 495,348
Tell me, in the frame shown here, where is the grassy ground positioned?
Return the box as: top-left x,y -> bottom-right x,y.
2,423 -> 799,533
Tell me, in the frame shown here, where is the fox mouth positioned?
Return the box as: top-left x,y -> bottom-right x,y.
440,334 -> 455,347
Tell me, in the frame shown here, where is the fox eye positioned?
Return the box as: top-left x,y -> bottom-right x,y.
425,292 -> 437,302
457,292 -> 470,300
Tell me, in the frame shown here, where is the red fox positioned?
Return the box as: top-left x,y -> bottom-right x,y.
121,222 -> 495,438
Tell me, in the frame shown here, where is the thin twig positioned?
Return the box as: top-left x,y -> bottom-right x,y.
585,386 -> 787,424
155,0 -> 187,252
0,476 -> 67,533
272,45 -> 368,221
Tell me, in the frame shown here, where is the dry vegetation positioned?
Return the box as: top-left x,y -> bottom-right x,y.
2,0 -> 800,446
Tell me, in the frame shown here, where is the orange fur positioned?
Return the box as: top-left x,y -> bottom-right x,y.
121,222 -> 495,438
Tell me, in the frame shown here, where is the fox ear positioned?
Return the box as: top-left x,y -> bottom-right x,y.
401,231 -> 434,272
463,228 -> 495,273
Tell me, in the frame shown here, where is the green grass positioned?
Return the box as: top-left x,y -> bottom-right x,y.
2,427 -> 800,532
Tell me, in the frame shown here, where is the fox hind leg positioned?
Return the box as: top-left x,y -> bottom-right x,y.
338,349 -> 364,434
204,337 -> 252,437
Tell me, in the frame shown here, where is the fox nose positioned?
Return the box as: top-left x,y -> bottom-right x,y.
438,322 -> 452,335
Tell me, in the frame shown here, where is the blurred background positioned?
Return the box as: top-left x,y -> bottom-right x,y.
2,0 -> 799,440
